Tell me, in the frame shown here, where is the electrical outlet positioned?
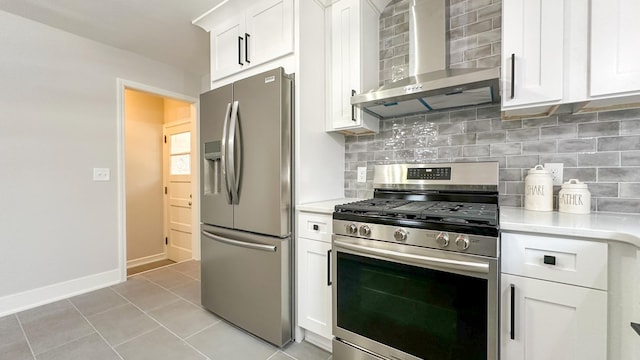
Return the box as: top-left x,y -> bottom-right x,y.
544,163 -> 563,186
357,167 -> 367,183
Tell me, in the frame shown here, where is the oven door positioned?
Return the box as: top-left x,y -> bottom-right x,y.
332,234 -> 498,360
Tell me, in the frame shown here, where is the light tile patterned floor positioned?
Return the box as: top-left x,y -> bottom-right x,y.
0,261 -> 332,360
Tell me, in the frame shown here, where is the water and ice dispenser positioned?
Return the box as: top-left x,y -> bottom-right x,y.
203,140 -> 221,194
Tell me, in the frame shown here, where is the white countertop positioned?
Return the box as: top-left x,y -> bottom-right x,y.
296,198 -> 361,214
501,206 -> 640,248
296,201 -> 640,248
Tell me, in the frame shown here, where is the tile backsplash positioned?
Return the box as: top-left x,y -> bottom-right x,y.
345,0 -> 640,213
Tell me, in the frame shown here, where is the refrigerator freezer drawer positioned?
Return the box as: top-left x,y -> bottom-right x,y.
200,225 -> 292,347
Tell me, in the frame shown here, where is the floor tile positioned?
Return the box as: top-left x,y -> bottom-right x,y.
170,260 -> 200,280
0,340 -> 34,360
18,300 -> 94,355
170,279 -> 202,306
142,268 -> 194,289
187,321 -> 278,360
283,341 -> 331,360
0,314 -> 26,347
36,333 -> 120,360
87,303 -> 159,346
267,351 -> 295,360
0,314 -> 33,359
69,288 -> 128,317
115,327 -> 206,360
147,299 -> 219,338
111,276 -> 179,311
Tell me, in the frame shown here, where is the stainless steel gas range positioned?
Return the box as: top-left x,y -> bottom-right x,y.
331,162 -> 500,360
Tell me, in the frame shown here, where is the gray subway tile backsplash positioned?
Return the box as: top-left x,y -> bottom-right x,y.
598,136 -> 640,151
577,152 -> 620,167
598,168 -> 640,182
557,138 -> 596,153
620,183 -> 640,198
345,0 -> 640,212
578,121 -> 620,137
622,151 -> 640,166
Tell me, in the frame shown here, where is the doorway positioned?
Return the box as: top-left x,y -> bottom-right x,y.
117,80 -> 199,279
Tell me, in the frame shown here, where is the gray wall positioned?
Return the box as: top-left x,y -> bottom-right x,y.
345,0 -> 640,214
0,8 -> 200,311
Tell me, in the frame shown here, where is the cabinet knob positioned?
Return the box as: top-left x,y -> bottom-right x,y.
543,255 -> 556,265
313,224 -> 319,231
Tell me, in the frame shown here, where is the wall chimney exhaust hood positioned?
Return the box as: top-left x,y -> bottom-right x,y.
351,0 -> 501,119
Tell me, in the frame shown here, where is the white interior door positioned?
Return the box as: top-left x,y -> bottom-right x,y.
164,121 -> 193,262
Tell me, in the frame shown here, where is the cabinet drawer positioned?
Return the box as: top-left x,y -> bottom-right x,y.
298,212 -> 332,243
502,232 -> 607,290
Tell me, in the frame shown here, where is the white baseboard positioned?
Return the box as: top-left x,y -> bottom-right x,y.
0,268 -> 122,317
126,252 -> 167,268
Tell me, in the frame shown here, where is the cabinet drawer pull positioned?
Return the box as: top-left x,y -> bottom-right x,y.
510,284 -> 516,340
510,53 -> 515,99
313,224 -> 319,231
238,36 -> 244,66
543,255 -> 556,265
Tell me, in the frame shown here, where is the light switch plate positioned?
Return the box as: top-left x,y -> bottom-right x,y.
357,167 -> 367,183
93,168 -> 110,181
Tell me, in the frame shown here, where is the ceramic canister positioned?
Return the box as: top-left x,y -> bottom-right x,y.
559,179 -> 591,214
524,165 -> 553,211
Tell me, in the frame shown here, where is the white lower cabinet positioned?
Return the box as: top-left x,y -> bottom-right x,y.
501,274 -> 607,360
297,237 -> 332,339
296,211 -> 333,348
501,232 -> 608,360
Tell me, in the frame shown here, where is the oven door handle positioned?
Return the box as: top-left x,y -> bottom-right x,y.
334,239 -> 489,274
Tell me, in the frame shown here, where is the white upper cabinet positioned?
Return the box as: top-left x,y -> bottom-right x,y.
502,0 -> 640,118
195,0 -> 294,82
502,0 -> 564,109
245,0 -> 294,67
590,0 -> 640,97
210,18 -> 246,80
327,0 -> 379,135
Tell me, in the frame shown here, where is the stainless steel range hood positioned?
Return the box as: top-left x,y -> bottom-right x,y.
351,0 -> 501,119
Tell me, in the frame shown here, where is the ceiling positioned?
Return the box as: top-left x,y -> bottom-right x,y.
0,0 -> 224,77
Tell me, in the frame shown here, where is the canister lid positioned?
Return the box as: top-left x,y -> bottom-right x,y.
561,179 -> 588,189
527,164 -> 551,175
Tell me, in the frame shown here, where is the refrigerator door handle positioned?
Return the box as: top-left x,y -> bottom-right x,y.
201,230 -> 277,252
228,100 -> 241,204
221,102 -> 233,204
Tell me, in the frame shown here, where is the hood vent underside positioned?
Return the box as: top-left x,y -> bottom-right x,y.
352,0 -> 501,119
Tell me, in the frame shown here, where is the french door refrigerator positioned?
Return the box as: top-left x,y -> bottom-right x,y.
199,67 -> 293,347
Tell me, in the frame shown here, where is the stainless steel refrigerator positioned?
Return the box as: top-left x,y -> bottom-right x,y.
199,67 -> 293,347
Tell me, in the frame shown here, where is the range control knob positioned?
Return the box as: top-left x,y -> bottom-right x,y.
436,232 -> 450,248
394,229 -> 408,242
455,234 -> 470,250
359,225 -> 371,237
346,223 -> 358,235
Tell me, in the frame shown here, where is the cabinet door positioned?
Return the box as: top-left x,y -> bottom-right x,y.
210,17 -> 246,80
501,274 -> 607,360
502,0 -> 564,108
297,237 -> 332,339
328,0 -> 379,134
245,0 -> 294,66
330,0 -> 361,129
590,0 -> 640,97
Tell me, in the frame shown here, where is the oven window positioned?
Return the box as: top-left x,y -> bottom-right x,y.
337,252 -> 487,360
